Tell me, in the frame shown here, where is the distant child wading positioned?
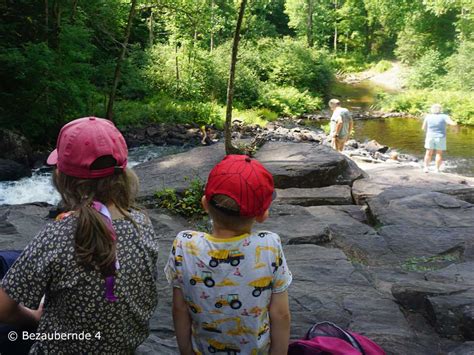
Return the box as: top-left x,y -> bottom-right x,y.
165,155 -> 292,355
0,117 -> 159,354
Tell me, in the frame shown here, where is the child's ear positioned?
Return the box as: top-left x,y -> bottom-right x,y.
201,195 -> 209,212
255,209 -> 269,223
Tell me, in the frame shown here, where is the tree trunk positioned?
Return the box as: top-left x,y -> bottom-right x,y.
175,42 -> 180,92
106,0 -> 138,121
210,0 -> 214,51
333,0 -> 338,53
307,0 -> 313,47
71,0 -> 79,23
224,0 -> 247,155
45,0 -> 49,43
148,10 -> 154,47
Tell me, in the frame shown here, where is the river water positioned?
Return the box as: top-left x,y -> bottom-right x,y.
332,81 -> 474,176
0,145 -> 187,206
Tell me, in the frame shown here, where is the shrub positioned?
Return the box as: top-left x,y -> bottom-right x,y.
155,178 -> 205,218
445,40 -> 474,91
379,90 -> 474,125
406,49 -> 445,89
260,85 -> 323,117
114,94 -> 223,128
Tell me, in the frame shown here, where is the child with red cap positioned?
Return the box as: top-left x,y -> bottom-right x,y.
165,155 -> 292,354
0,117 -> 159,354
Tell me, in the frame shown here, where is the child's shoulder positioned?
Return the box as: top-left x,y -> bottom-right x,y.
175,230 -> 206,241
250,230 -> 282,245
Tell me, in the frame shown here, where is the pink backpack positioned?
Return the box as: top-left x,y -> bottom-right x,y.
288,322 -> 386,355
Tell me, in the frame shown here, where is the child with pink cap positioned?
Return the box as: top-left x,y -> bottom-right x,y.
0,117 -> 159,353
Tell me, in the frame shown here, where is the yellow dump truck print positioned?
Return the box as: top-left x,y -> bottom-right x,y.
248,277 -> 273,297
208,249 -> 245,267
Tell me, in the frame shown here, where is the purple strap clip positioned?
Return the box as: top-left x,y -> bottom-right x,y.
91,201 -> 119,303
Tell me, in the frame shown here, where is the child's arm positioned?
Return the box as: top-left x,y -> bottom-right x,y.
269,291 -> 291,355
0,288 -> 43,328
172,287 -> 194,355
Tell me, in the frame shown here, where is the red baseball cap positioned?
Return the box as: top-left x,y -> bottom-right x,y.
205,155 -> 275,217
46,117 -> 128,179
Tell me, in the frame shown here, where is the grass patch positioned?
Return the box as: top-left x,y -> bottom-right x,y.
401,254 -> 460,272
372,60 -> 392,73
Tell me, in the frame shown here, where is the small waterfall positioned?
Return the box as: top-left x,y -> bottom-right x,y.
0,145 -> 188,206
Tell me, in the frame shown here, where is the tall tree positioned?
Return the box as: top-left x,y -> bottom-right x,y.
106,0 -> 138,121
224,0 -> 247,155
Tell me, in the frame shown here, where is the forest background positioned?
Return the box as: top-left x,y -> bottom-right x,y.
1,0 -> 472,146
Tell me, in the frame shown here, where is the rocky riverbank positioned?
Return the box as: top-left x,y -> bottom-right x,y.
2,140 -> 473,354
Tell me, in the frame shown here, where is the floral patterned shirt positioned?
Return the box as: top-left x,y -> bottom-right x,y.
1,210 -> 159,354
165,230 -> 292,355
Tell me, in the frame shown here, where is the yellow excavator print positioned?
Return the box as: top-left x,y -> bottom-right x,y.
175,255 -> 183,266
248,277 -> 273,297
207,339 -> 240,354
214,294 -> 242,310
202,317 -> 253,336
208,249 -> 245,267
190,271 -> 215,287
257,323 -> 269,340
254,246 -> 283,272
185,298 -> 202,314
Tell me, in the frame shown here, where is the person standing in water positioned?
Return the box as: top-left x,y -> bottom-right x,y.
422,104 -> 457,173
329,99 -> 353,152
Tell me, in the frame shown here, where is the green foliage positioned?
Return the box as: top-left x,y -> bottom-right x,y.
114,94 -> 222,128
445,40 -> 474,91
260,86 -> 323,117
155,178 -> 205,218
406,49 -> 445,89
380,90 -> 474,125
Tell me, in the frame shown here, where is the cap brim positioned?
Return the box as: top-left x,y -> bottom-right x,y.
46,149 -> 58,166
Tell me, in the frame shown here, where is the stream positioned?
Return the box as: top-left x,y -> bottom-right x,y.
332,81 -> 474,176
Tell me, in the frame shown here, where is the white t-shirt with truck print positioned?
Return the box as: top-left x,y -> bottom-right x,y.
165,230 -> 292,355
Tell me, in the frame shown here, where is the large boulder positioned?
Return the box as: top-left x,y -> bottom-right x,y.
0,159 -> 31,181
275,185 -> 353,206
134,143 -> 225,200
0,128 -> 32,166
254,142 -> 366,188
0,203 -> 52,249
352,164 -> 474,205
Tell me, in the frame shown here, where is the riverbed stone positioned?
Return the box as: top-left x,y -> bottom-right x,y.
0,128 -> 32,166
447,342 -> 474,355
365,140 -> 389,153
426,262 -> 474,286
352,164 -> 474,204
275,185 -> 353,206
0,203 -> 52,249
426,289 -> 474,340
0,158 -> 32,182
134,143 -> 225,199
284,244 -> 437,355
254,142 -> 367,188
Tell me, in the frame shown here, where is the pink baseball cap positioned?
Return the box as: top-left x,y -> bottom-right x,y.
46,117 -> 128,179
205,155 -> 275,217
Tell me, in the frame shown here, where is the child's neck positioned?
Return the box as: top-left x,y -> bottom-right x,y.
211,224 -> 252,239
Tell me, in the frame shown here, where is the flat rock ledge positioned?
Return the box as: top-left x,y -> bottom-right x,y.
3,140 -> 474,355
